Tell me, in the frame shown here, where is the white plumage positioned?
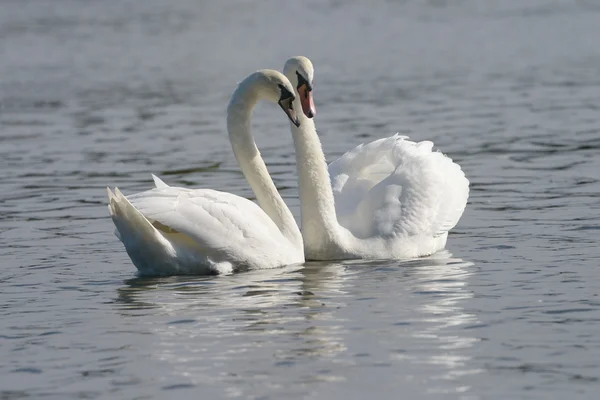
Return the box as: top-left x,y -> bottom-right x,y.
284,57 -> 469,260
329,134 -> 468,241
107,176 -> 301,275
107,70 -> 305,275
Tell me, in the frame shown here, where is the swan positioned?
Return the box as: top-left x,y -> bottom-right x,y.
107,70 -> 304,275
283,56 -> 469,260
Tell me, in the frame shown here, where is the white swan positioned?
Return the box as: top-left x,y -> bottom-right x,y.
107,70 -> 304,275
283,57 -> 469,260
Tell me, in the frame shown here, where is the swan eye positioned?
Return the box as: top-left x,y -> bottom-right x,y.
296,71 -> 312,91
278,84 -> 294,101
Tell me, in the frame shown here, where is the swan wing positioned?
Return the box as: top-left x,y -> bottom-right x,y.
329,134 -> 406,217
151,174 -> 169,189
328,134 -> 469,239
126,185 -> 295,263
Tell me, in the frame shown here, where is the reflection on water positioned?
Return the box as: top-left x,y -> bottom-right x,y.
115,262 -> 352,364
402,252 -> 481,393
116,262 -> 349,314
111,253 -> 478,397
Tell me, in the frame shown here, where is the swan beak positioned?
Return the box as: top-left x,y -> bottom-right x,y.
279,98 -> 301,127
298,84 -> 316,119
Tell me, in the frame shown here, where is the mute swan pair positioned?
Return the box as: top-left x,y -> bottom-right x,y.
107,58 -> 469,275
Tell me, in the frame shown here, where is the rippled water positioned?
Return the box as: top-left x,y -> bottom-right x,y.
1,0 -> 600,398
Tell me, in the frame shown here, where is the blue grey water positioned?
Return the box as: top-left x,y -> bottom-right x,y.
1,0 -> 599,398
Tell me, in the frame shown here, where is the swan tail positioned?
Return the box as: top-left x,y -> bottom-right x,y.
107,187 -> 176,273
151,174 -> 169,189
107,187 -> 161,243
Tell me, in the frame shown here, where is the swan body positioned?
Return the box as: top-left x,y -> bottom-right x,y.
108,70 -> 304,275
284,57 -> 469,260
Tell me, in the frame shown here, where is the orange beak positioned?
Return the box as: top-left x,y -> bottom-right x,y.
298,84 -> 316,118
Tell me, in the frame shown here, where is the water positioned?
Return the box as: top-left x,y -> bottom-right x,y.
1,0 -> 599,398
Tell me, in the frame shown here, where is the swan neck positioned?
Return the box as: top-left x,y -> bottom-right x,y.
289,101 -> 341,244
226,77 -> 302,248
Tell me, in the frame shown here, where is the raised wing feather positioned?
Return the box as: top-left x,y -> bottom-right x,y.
328,134 -> 469,239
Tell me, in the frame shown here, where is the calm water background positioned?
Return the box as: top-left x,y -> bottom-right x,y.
1,0 -> 600,398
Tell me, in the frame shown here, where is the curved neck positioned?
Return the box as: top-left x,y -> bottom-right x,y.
288,97 -> 342,247
226,76 -> 302,248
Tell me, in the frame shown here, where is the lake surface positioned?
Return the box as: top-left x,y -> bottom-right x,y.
1,0 -> 600,398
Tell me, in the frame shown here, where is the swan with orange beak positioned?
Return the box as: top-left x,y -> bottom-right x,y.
283,56 -> 469,261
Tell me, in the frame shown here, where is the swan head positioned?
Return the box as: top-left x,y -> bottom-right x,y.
254,69 -> 301,127
229,69 -> 300,127
283,56 -> 316,119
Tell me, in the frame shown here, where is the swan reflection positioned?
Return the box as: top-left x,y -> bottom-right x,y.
390,251 -> 482,393
114,262 -> 353,387
113,252 -> 480,396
